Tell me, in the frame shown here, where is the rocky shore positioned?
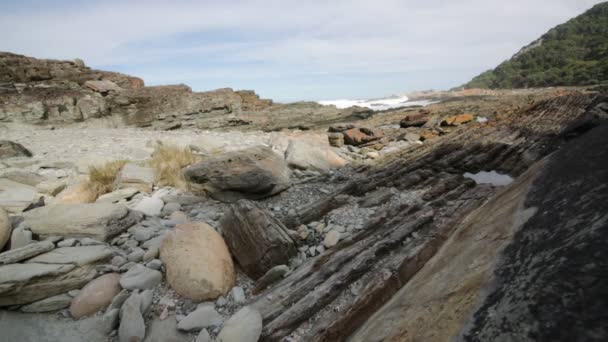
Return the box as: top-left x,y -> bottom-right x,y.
1,53 -> 607,342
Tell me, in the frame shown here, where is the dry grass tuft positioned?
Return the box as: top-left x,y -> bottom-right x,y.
87,160 -> 129,196
149,144 -> 201,189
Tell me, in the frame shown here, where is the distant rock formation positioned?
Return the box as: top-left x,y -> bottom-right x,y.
0,52 -> 272,129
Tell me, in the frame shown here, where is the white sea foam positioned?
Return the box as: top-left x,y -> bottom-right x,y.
318,95 -> 433,111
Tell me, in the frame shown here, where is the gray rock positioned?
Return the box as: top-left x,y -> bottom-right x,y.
146,259 -> 162,270
254,264 -> 290,293
2,170 -> 45,186
111,255 -> 127,267
140,289 -> 154,315
133,196 -> 164,217
161,202 -> 181,216
0,240 -> 55,265
20,293 -> 72,312
109,289 -> 130,311
114,163 -> 154,193
177,305 -> 223,331
36,179 -> 67,196
143,247 -> 159,262
96,188 -> 139,203
144,317 -> 189,342
132,227 -> 155,242
119,293 -> 146,342
79,238 -> 103,246
216,306 -> 262,342
22,203 -> 142,242
26,245 -> 113,266
196,329 -> 211,342
120,264 -> 162,290
101,308 -> 120,334
184,145 -> 291,203
141,234 -> 166,250
231,286 -> 246,304
10,226 -> 32,249
57,238 -> 78,247
0,178 -> 38,213
127,248 -> 145,262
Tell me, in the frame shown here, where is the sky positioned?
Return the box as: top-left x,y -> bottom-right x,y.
0,0 -> 604,102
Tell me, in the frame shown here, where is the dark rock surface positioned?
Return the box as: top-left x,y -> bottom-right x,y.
0,140 -> 32,159
458,120 -> 608,342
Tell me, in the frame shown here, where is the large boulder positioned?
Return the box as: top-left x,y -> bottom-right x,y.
21,203 -> 141,241
70,273 -> 121,318
0,140 -> 32,159
0,208 -> 10,251
284,139 -> 347,172
220,200 -> 297,279
160,222 -> 234,301
184,146 -> 291,202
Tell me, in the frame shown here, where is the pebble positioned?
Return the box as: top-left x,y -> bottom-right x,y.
127,248 -> 145,262
196,329 -> 211,342
231,286 -> 246,304
177,305 -> 223,331
146,259 -> 163,270
119,264 -> 163,290
143,247 -> 159,262
111,255 -> 127,267
323,230 -> 341,248
57,238 -> 77,247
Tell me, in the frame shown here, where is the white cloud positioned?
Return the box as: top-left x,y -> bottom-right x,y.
0,0 -> 604,100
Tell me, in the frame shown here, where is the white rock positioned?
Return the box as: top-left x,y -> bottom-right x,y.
323,230 -> 341,248
133,196 -> 164,217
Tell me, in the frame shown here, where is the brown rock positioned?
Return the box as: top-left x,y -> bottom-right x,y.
327,132 -> 345,147
441,113 -> 474,126
400,112 -> 430,127
220,200 -> 297,279
54,182 -> 97,204
420,130 -> 440,141
84,80 -> 122,93
160,222 -> 234,301
70,273 -> 122,318
342,128 -> 384,146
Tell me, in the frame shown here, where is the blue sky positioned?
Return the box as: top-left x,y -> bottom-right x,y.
0,0 -> 603,102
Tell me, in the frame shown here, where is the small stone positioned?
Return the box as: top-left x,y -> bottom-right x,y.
168,211 -> 188,225
143,247 -> 159,262
296,225 -> 310,240
254,265 -> 290,293
133,196 -> 164,217
146,259 -> 163,270
323,230 -> 341,248
231,286 -> 246,304
68,290 -> 81,297
308,247 -> 317,257
177,305 -> 223,331
110,289 -> 130,311
159,307 -> 169,320
216,296 -> 227,307
133,227 -> 154,242
216,306 -> 262,342
314,223 -> 326,234
57,238 -> 77,247
161,202 -> 181,216
316,245 -> 326,254
101,308 -> 120,334
79,238 -> 103,246
140,289 -> 154,315
111,255 -> 127,267
10,226 -> 32,249
119,264 -> 162,290
127,248 -> 145,262
119,261 -> 137,272
196,329 -> 211,342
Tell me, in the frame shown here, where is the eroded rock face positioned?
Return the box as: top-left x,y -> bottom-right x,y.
22,203 -> 141,241
184,146 -> 291,203
221,200 -> 296,279
160,222 -> 234,301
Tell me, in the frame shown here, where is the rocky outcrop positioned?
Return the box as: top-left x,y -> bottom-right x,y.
221,200 -> 297,279
160,222 -> 235,301
184,146 -> 291,202
21,203 -> 141,241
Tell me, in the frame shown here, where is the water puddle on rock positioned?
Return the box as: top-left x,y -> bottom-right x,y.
463,170 -> 514,186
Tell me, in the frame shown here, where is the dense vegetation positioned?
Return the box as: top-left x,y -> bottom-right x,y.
462,2 -> 608,89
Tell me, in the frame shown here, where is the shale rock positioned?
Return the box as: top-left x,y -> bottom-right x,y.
221,200 -> 296,279
0,207 -> 10,251
22,203 -> 141,241
160,222 -> 234,301
184,145 -> 291,202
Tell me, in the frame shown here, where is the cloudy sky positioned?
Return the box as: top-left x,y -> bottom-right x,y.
1,0 -> 603,101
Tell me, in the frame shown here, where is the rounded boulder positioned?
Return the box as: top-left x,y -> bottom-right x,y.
160,222 -> 235,301
70,273 -> 122,319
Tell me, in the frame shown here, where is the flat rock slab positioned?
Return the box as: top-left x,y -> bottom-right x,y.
0,263 -> 75,284
22,203 -> 142,241
96,187 -> 139,203
26,246 -> 113,266
115,163 -> 155,193
0,240 -> 55,265
0,178 -> 38,213
0,310 -> 108,342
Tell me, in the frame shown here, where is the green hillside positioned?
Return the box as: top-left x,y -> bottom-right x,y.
463,2 -> 608,89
